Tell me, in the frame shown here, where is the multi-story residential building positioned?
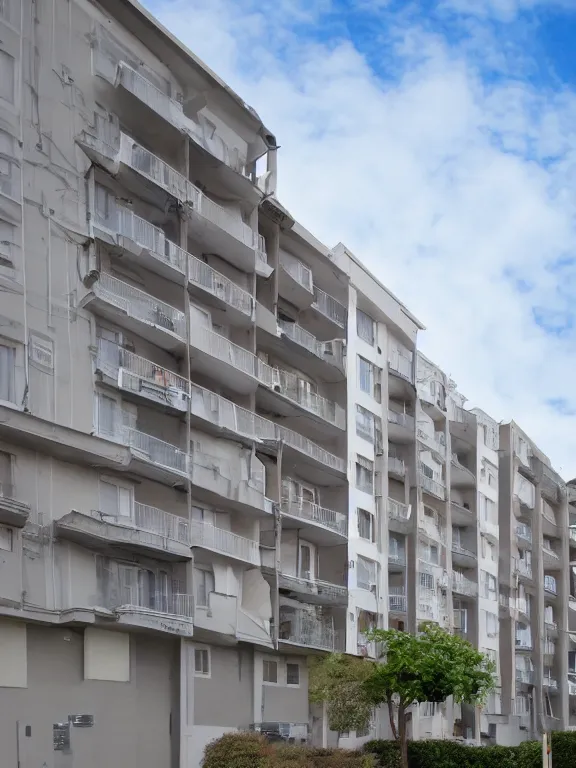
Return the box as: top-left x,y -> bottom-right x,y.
498,423 -> 569,743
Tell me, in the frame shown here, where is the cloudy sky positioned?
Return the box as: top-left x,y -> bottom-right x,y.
144,0 -> 576,476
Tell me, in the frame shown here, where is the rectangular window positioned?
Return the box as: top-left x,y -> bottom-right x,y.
0,450 -> 11,496
0,50 -> 15,104
99,478 -> 133,520
356,455 -> 374,494
286,662 -> 300,686
419,572 -> 434,590
481,571 -> 497,600
263,659 -> 278,684
358,356 -> 373,394
195,567 -> 214,607
357,556 -> 376,591
421,463 -> 434,480
0,524 -> 12,551
356,309 -> 375,346
356,404 -> 375,441
194,647 -> 210,677
0,343 -> 15,403
485,611 -> 498,637
358,508 -> 374,541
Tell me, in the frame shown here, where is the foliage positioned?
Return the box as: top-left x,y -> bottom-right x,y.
203,732 -> 376,768
309,653 -> 376,734
549,731 -> 576,768
364,738 -> 542,768
363,624 -> 496,710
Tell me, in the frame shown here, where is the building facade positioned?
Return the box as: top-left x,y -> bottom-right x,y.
0,1 -> 574,766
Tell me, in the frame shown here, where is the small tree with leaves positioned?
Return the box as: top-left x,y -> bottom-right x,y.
309,624 -> 495,768
363,623 -> 496,768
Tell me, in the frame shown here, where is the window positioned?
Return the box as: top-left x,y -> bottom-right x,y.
100,477 -> 133,520
0,218 -> 14,270
358,356 -> 374,394
299,541 -> 315,580
481,571 -> 497,600
357,309 -> 375,345
0,524 -> 12,551
356,404 -> 375,441
419,572 -> 434,590
263,659 -> 278,684
481,537 -> 496,562
357,556 -> 376,591
0,451 -> 11,495
30,335 -> 53,370
485,611 -> 498,637
286,663 -> 300,686
356,455 -> 374,494
480,495 -> 497,525
0,50 -> 14,104
421,463 -> 434,480
195,567 -> 214,607
421,542 -> 438,564
389,535 -> 405,563
194,647 -> 210,677
0,343 -> 15,403
358,509 -> 374,541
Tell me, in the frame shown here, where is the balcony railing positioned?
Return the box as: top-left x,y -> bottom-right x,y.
104,587 -> 194,619
115,206 -> 186,271
258,363 -> 346,429
389,354 -> 412,381
191,519 -> 260,565
280,252 -> 313,292
419,470 -> 446,500
389,588 -> 407,612
122,428 -> 189,476
388,498 -> 411,524
569,678 -> 576,696
418,588 -> 439,620
312,287 -> 347,329
278,319 -> 324,357
131,502 -> 190,544
516,524 -> 532,544
417,428 -> 446,458
515,669 -> 534,685
281,499 -> 347,537
388,457 -> 406,476
544,641 -> 556,657
188,254 -> 254,317
515,633 -> 532,650
451,544 -> 476,560
571,528 -> 576,543
278,610 -> 344,652
544,575 -> 557,594
516,597 -> 530,617
193,325 -> 259,377
97,340 -> 189,398
419,516 -> 447,543
515,559 -> 532,579
117,62 -> 184,125
389,409 -> 415,431
276,425 -> 346,473
543,677 -> 558,690
278,573 -> 348,603
452,576 -> 478,596
95,273 -> 187,339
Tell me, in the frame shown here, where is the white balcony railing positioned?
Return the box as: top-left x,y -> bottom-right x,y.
278,319 -> 324,357
417,428 -> 446,458
419,470 -> 446,500
312,287 -> 347,329
388,498 -> 411,523
121,427 -> 189,476
452,576 -> 478,596
418,588 -> 439,620
543,677 -> 558,691
515,632 -> 532,650
279,573 -> 348,603
97,340 -> 189,397
388,457 -> 406,476
389,409 -> 415,431
389,587 -> 407,612
280,252 -> 313,292
115,207 -> 184,270
516,597 -> 530,617
568,679 -> 576,696
570,528 -> 576,543
451,544 -> 476,560
389,354 -> 412,381
544,641 -> 556,657
188,254 -> 254,317
132,502 -> 190,544
117,62 -> 184,124
191,519 -> 260,565
96,273 -> 187,339
277,426 -> 346,473
193,325 -> 259,377
516,559 -> 532,579
515,669 -> 534,685
281,499 -> 347,537
516,524 -> 532,544
544,575 -> 557,594
278,610 -> 344,651
258,363 -> 346,429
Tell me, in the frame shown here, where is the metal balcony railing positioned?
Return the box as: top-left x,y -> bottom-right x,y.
389,549 -> 406,566
417,428 -> 446,458
389,409 -> 415,431
570,529 -> 576,543
117,62 -> 183,123
114,207 -> 186,272
389,354 -> 412,381
191,519 -> 260,565
97,340 -> 189,396
569,680 -> 576,696
515,669 -> 534,684
451,543 -> 476,560
121,427 -> 188,476
276,425 -> 345,473
543,677 -> 558,690
544,575 -> 557,594
278,319 -> 324,357
192,325 -> 259,377
515,632 -> 532,650
312,287 -> 347,329
279,252 -> 313,292
281,499 -> 347,536
544,641 -> 556,657
452,576 -> 478,596
258,363 -> 345,429
388,498 -> 411,523
389,588 -> 407,612
278,610 -> 344,651
516,559 -> 532,579
105,588 -> 194,618
96,273 -> 187,339
279,573 -> 348,602
419,471 -> 446,500
188,254 -> 254,317
131,502 -> 190,544
516,597 -> 530,617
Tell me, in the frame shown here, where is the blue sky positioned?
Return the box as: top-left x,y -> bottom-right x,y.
145,0 -> 576,475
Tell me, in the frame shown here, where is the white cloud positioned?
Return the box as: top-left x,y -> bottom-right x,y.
147,0 -> 576,475
439,0 -> 572,22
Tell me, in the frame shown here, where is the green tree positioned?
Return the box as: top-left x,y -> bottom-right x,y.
309,653 -> 376,734
363,624 -> 495,768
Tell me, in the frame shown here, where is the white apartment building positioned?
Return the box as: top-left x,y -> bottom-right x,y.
0,2 -> 573,766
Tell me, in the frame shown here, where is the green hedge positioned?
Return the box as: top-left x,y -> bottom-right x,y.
203,732 -> 376,768
364,734 -> 573,768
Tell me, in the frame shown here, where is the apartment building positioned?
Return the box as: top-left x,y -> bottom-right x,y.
498,423 -> 570,743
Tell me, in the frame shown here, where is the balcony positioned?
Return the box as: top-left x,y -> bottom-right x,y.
311,287 -> 347,330
515,669 -> 534,685
190,325 -> 261,395
516,597 -> 531,618
417,428 -> 446,460
278,609 -> 345,652
0,483 -> 31,528
543,677 -> 558,691
258,363 -> 346,435
277,573 -> 348,606
543,641 -> 556,659
515,559 -> 532,580
388,456 -> 406,479
418,588 -> 439,621
276,425 -> 346,478
569,678 -> 576,696
419,515 -> 446,544
516,524 -> 532,546
281,498 -> 347,543
515,633 -> 532,651
191,519 -> 260,566
188,253 -> 255,325
451,455 -> 476,488
544,575 -> 557,595
102,587 -> 194,636
389,588 -> 407,613
388,498 -> 411,534
279,251 -> 314,309
277,320 -> 345,378
451,543 -> 477,568
419,468 -> 446,500
451,501 -> 474,526
55,504 -> 191,561
452,576 -> 478,597
82,273 -> 187,353
388,409 -> 415,443
543,545 -> 561,569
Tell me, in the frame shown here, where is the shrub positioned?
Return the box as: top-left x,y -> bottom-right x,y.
551,731 -> 576,768
203,732 -> 272,768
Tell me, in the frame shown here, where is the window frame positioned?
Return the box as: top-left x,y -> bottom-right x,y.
357,508 -> 375,542
286,662 -> 300,687
194,645 -> 211,678
356,309 -> 375,346
263,658 -> 279,685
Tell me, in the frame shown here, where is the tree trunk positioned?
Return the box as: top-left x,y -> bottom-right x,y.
387,696 -> 398,740
398,703 -> 408,768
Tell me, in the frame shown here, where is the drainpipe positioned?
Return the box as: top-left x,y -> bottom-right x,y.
273,439 -> 284,650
